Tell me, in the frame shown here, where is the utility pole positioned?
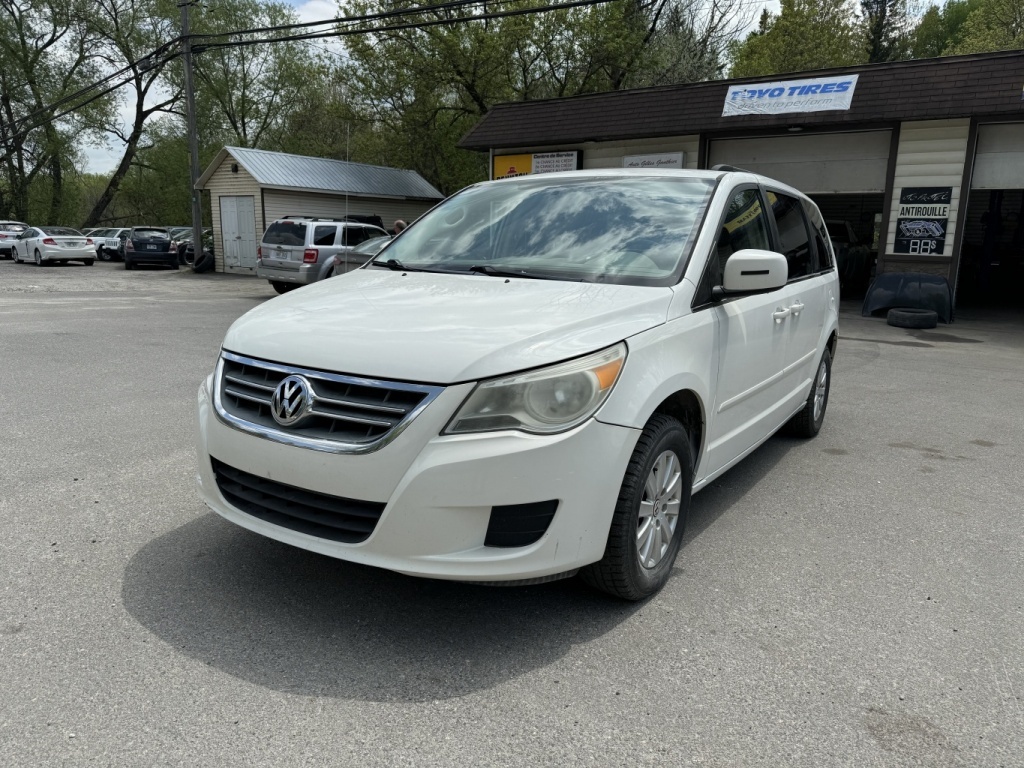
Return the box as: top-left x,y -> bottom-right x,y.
180,0 -> 204,265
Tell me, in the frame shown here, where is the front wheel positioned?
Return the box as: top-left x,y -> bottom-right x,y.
787,348 -> 831,438
99,249 -> 112,261
13,249 -> 21,263
582,414 -> 693,601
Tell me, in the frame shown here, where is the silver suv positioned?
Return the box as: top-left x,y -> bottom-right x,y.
256,217 -> 389,294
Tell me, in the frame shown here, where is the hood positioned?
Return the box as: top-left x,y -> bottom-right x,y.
223,270 -> 672,383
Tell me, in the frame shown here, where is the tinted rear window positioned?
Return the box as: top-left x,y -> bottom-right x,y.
264,221 -> 308,246
133,229 -> 169,240
1,223 -> 27,233
313,226 -> 337,246
46,227 -> 83,236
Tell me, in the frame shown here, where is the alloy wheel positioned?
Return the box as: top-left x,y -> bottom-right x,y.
636,450 -> 683,569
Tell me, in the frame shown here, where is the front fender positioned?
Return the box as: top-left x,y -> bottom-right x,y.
596,310 -> 717,475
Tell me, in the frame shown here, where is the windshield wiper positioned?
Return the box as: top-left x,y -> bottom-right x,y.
371,258 -> 436,273
467,264 -> 563,281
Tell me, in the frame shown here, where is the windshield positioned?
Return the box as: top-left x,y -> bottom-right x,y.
374,175 -> 715,285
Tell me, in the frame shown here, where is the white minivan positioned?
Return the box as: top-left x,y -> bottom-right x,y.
196,169 -> 839,600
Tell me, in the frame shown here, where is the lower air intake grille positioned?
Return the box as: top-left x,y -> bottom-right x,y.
212,458 -> 385,543
484,500 -> 559,548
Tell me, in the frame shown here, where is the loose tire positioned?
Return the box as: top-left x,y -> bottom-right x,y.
270,281 -> 296,295
192,250 -> 214,273
887,307 -> 938,329
787,348 -> 831,438
582,414 -> 692,601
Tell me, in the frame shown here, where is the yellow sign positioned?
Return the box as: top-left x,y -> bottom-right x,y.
493,154 -> 533,179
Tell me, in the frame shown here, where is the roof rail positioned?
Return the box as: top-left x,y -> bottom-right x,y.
710,164 -> 750,173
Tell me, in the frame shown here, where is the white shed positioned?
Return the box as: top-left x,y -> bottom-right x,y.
196,147 -> 444,274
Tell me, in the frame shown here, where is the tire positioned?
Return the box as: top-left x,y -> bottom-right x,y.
168,261 -> 179,270
13,250 -> 21,264
124,258 -> 133,270
581,414 -> 692,601
887,307 -> 938,329
270,281 -> 296,294
84,259 -> 94,266
192,250 -> 214,273
35,250 -> 43,266
99,249 -> 112,261
787,348 -> 831,438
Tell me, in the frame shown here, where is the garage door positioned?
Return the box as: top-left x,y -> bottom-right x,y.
971,123 -> 1024,189
708,131 -> 891,194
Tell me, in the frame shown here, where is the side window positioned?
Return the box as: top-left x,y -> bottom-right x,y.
770,192 -> 813,280
801,200 -> 834,271
313,226 -> 336,247
343,226 -> 369,247
710,188 -> 773,285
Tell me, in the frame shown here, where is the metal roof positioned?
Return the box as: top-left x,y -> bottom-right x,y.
197,147 -> 443,200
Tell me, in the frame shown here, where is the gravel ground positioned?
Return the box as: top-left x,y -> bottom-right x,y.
1,259 -> 1022,767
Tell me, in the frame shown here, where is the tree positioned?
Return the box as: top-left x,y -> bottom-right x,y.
728,0 -> 865,78
185,0 -> 329,149
341,0 -> 750,195
79,0 -> 181,228
909,0 -> 982,57
861,0 -> 911,62
952,0 -> 1024,53
0,0 -> 105,223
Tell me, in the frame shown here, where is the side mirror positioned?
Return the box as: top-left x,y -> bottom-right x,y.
717,249 -> 788,296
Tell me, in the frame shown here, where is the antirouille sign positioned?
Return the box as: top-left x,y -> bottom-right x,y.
722,74 -> 859,117
894,187 -> 952,256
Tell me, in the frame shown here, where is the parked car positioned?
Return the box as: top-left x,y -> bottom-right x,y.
95,228 -> 131,261
123,227 -> 178,270
11,226 -> 96,266
167,226 -> 193,242
256,216 -> 390,294
196,169 -> 839,601
328,235 -> 392,277
0,220 -> 29,259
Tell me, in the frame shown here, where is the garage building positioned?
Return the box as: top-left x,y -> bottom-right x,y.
197,147 -> 444,274
459,51 -> 1024,309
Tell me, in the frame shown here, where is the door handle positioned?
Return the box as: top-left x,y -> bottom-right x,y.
789,300 -> 804,317
772,307 -> 791,323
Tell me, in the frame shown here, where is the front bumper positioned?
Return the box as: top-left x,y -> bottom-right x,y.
196,375 -> 640,581
256,263 -> 318,285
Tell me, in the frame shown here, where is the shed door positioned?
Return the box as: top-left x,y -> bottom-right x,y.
971,123 -> 1024,189
708,131 -> 891,193
220,195 -> 257,269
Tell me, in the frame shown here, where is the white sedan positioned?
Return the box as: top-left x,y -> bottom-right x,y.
11,226 -> 96,266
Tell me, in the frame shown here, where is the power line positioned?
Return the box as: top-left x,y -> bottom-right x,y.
4,0 -> 616,149
195,0 -> 617,52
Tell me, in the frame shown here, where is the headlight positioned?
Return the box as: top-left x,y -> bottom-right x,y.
444,343 -> 626,435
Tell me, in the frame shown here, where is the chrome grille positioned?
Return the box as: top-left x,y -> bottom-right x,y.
214,350 -> 443,454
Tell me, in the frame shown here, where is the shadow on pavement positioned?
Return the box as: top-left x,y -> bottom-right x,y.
121,431 -> 794,702
122,514 -> 641,702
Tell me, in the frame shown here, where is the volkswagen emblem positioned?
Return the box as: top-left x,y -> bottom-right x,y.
270,375 -> 313,427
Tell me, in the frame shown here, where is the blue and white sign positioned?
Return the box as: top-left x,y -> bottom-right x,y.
723,75 -> 859,117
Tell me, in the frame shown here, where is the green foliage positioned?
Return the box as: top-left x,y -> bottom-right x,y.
728,0 -> 866,78
952,0 -> 1024,53
910,0 -> 982,57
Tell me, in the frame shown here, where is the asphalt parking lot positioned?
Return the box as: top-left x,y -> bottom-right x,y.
1,259 -> 1022,767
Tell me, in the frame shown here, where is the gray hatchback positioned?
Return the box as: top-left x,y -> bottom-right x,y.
256,217 -> 389,294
